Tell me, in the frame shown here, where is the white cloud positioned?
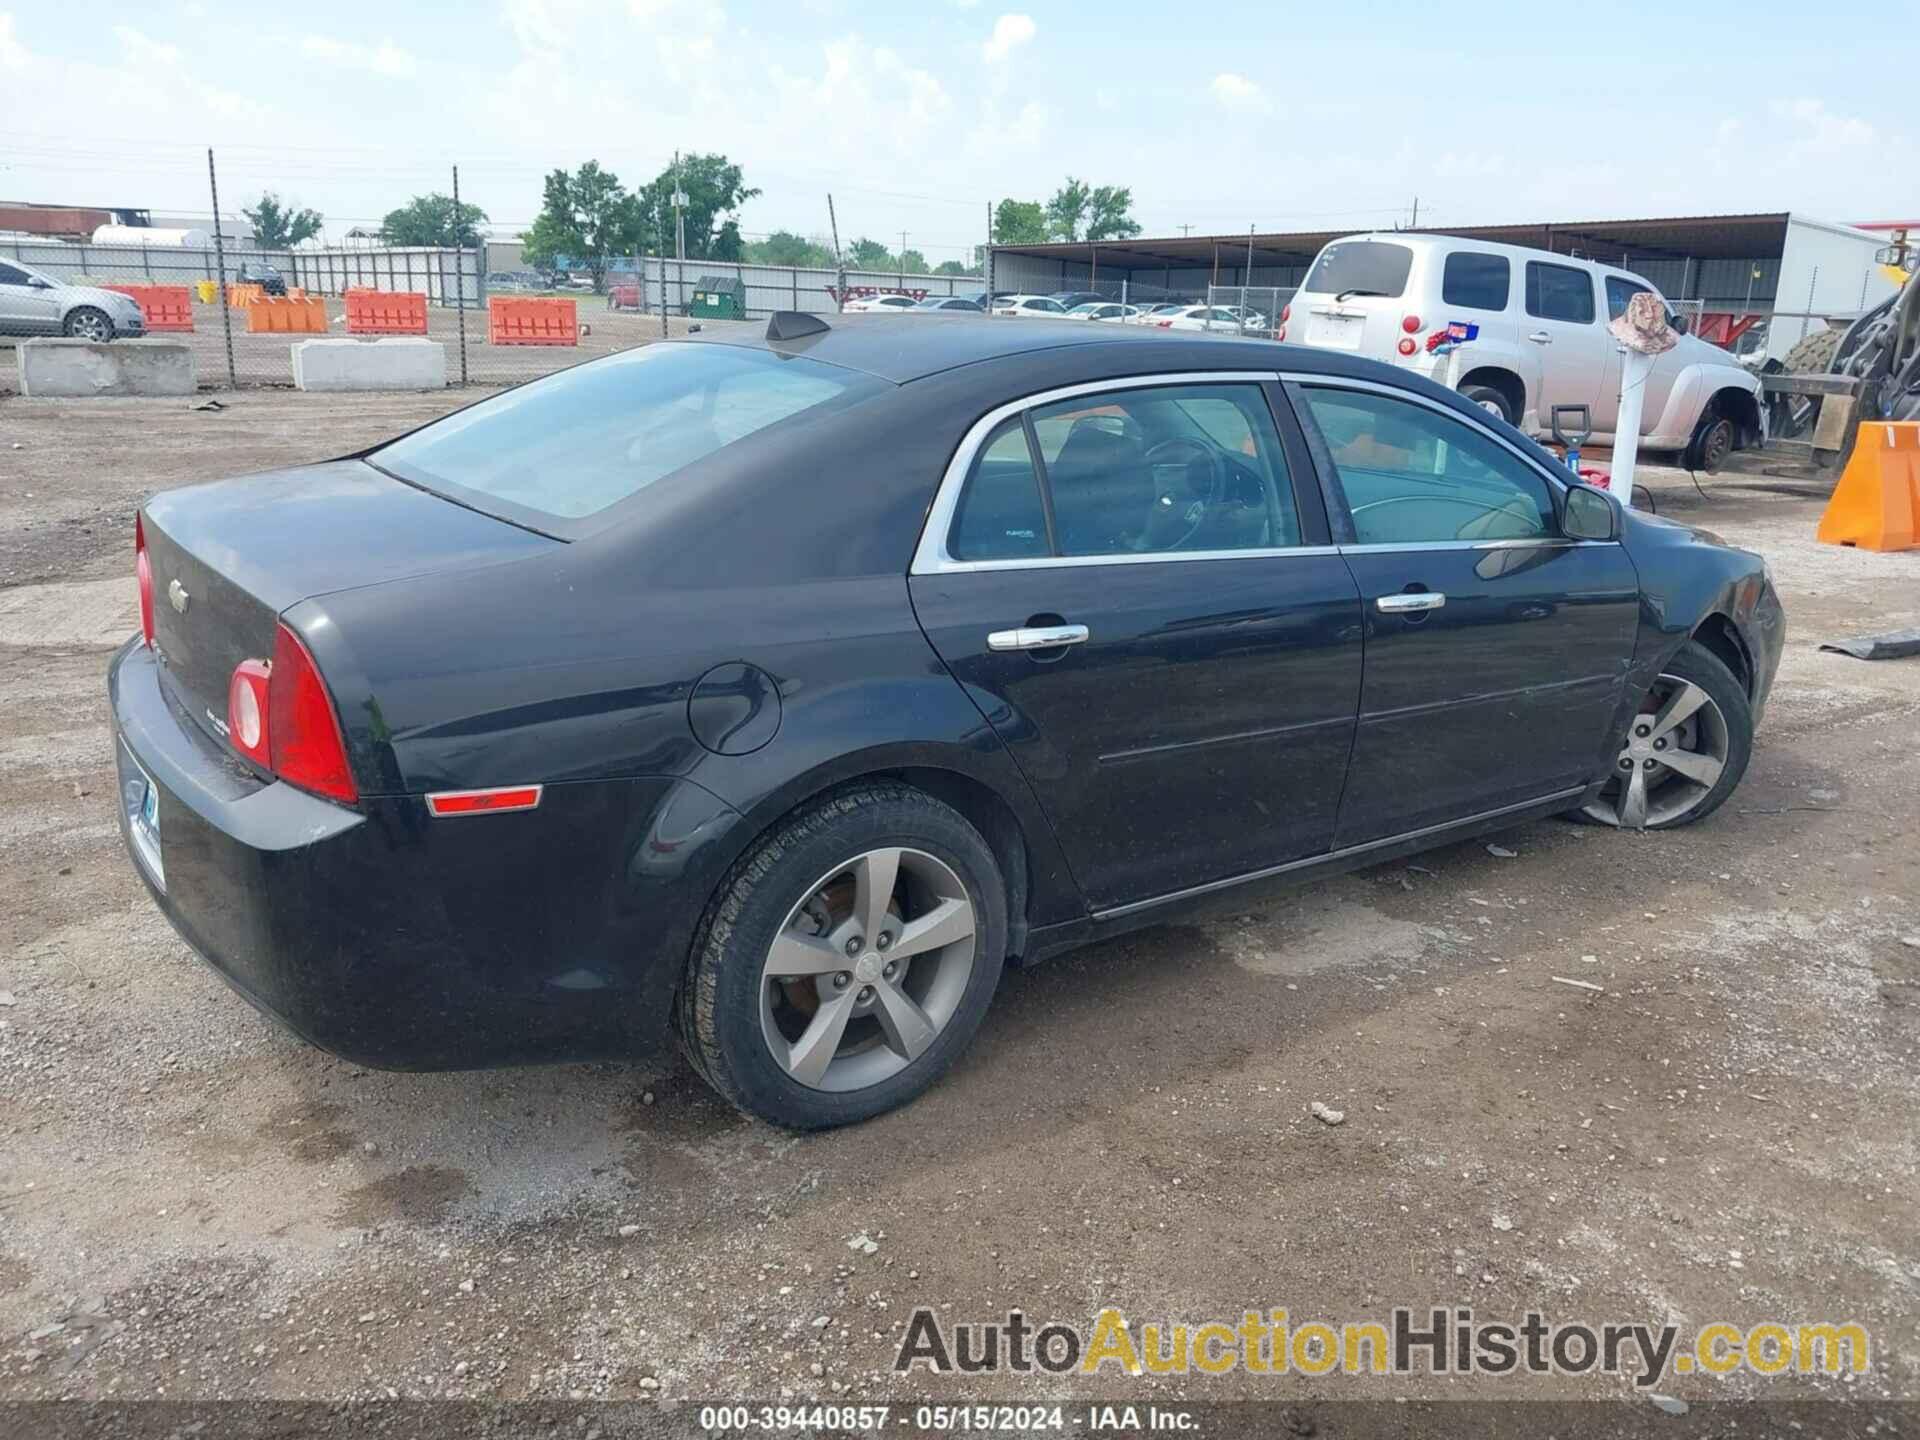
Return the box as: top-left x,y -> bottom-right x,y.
1770,96 -> 1874,150
0,13 -> 30,70
112,24 -> 183,66
982,13 -> 1034,63
1209,72 -> 1268,113
301,34 -> 418,78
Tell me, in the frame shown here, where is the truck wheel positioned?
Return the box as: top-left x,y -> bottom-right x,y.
1783,324 -> 1842,375
1684,404 -> 1735,472
1460,384 -> 1516,425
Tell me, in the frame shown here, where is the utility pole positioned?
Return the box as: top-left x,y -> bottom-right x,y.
900,229 -> 908,290
451,164 -> 469,385
206,147 -> 236,389
671,151 -> 688,320
1410,195 -> 1420,228
827,193 -> 846,312
1180,224 -> 1193,237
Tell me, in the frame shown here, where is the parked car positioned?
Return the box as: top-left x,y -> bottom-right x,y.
842,293 -> 919,313
1148,304 -> 1258,332
1129,303 -> 1190,324
0,259 -> 147,340
1068,302 -> 1142,322
234,263 -> 287,296
1051,290 -> 1111,310
991,294 -> 1073,318
1288,233 -> 1764,467
911,295 -> 987,312
111,315 -> 1782,1129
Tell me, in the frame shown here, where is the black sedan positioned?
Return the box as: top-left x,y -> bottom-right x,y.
110,314 -> 1783,1128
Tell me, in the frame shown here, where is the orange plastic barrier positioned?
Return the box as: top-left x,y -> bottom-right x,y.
244,297 -> 329,334
489,296 -> 578,346
1817,422 -> 1920,552
227,282 -> 264,308
102,284 -> 195,332
345,290 -> 429,336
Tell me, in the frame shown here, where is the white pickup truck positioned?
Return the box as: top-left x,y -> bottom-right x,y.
1284,233 -> 1764,469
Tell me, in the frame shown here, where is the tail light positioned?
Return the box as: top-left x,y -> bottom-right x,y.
1397,337 -> 1418,356
1157,320 -> 1173,328
224,622 -> 359,805
1275,325 -> 1287,342
1401,314 -> 1422,334
1281,304 -> 1291,324
135,514 -> 155,649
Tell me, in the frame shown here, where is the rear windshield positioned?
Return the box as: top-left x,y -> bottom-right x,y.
373,343 -> 872,529
1301,240 -> 1413,298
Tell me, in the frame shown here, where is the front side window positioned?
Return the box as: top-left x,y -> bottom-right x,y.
1605,276 -> 1654,320
950,383 -> 1301,561
1442,252 -> 1511,311
374,343 -> 875,526
0,262 -> 32,286
1525,262 -> 1596,324
1302,387 -> 1556,544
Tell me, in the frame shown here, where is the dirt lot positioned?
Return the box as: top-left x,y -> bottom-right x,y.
1,394 -> 1917,1423
0,301 -> 750,394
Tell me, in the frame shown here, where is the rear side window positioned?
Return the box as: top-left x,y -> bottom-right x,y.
1441,252 -> 1510,310
1302,241 -> 1413,298
949,420 -> 1048,561
373,343 -> 874,526
1526,262 -> 1595,324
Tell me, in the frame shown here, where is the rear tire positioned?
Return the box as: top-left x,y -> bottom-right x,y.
675,785 -> 1007,1129
63,307 -> 114,342
1461,384 -> 1516,425
1783,324 -> 1842,376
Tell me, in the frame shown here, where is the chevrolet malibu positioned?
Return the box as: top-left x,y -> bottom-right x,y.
111,313 -> 1783,1129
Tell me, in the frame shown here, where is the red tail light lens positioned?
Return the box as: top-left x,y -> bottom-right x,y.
1401,314 -> 1422,334
1276,325 -> 1288,342
1397,337 -> 1418,356
227,659 -> 272,767
269,623 -> 359,804
1280,304 -> 1291,324
136,514 -> 155,649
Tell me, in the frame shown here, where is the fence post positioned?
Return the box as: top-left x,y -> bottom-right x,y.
206,147 -> 237,389
451,166 -> 470,386
659,254 -> 669,337
792,267 -> 798,311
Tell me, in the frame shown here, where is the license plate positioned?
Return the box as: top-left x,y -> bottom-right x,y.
1307,310 -> 1365,351
121,742 -> 165,891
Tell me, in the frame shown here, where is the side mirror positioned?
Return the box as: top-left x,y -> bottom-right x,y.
30,278 -> 53,290
1669,311 -> 1689,335
1563,483 -> 1619,542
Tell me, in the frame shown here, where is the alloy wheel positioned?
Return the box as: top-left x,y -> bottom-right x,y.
1581,674 -> 1730,828
67,310 -> 111,342
759,847 -> 977,1093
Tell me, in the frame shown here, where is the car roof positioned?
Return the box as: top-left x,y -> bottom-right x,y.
682,312 -> 1419,386
1327,230 -> 1664,284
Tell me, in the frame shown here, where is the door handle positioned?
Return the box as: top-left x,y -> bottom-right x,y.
988,623 -> 1090,652
1376,592 -> 1446,614
1527,331 -> 1552,344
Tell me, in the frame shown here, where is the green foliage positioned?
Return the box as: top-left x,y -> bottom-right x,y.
744,230 -> 836,267
934,259 -> 971,276
521,162 -> 643,285
898,249 -> 930,275
380,193 -> 488,248
848,237 -> 893,270
992,199 -> 1049,245
243,191 -> 323,249
1042,177 -> 1141,242
1044,178 -> 1092,242
635,153 -> 760,261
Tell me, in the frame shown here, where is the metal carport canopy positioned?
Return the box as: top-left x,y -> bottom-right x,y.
992,213 -> 1795,270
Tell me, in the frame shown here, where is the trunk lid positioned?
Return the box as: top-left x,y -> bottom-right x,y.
143,460 -> 557,747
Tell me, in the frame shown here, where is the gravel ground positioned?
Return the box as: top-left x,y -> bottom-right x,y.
1,394 -> 1917,1425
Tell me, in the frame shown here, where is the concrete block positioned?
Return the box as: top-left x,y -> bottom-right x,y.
18,339 -> 196,398
292,337 -> 447,392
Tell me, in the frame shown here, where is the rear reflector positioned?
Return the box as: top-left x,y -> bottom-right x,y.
227,659 -> 272,767
426,786 -> 544,817
136,514 -> 155,649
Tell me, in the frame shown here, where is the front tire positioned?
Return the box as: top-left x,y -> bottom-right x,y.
1578,640 -> 1752,829
675,785 -> 1007,1129
63,307 -> 114,342
1684,403 -> 1735,472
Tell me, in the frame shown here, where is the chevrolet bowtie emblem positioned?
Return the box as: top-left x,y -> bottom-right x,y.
168,578 -> 189,614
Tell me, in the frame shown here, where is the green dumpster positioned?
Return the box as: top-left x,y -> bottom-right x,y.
687,275 -> 746,320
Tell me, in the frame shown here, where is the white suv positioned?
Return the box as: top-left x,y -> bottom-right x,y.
1285,234 -> 1763,468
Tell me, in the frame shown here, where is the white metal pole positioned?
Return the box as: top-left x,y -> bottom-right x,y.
1610,349 -> 1653,508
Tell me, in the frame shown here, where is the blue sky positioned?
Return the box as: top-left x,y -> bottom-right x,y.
1,0 -> 1910,260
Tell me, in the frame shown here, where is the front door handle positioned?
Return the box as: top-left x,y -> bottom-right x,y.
1527,331 -> 1552,344
988,623 -> 1090,652
1376,592 -> 1446,614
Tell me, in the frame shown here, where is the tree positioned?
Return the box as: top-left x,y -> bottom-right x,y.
1085,185 -> 1142,242
746,231 -> 835,268
848,237 -> 893,270
520,162 -> 643,288
898,249 -> 930,275
934,259 -> 972,276
244,192 -> 322,249
634,152 -> 760,262
380,193 -> 489,248
992,199 -> 1048,246
1044,178 -> 1092,241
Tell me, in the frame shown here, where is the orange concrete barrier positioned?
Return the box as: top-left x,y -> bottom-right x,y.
102,284 -> 195,332
489,296 -> 578,346
345,290 -> 429,336
244,297 -> 329,334
1817,422 -> 1920,552
227,282 -> 264,308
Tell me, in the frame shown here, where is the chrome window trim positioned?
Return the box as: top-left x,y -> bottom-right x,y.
911,371 -> 1297,576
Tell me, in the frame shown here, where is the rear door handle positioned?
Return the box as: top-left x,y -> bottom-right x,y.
988,623 -> 1090,651
1527,331 -> 1552,344
1376,593 -> 1446,613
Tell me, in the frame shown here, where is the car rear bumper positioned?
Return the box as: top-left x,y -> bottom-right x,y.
109,637 -> 731,1070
